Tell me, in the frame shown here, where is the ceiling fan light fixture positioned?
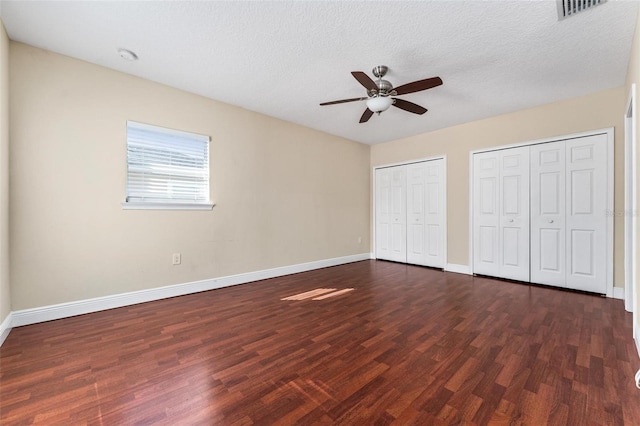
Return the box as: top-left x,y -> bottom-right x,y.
366,96 -> 393,113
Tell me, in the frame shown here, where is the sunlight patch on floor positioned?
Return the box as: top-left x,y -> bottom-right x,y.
281,288 -> 336,300
311,288 -> 354,300
281,288 -> 354,301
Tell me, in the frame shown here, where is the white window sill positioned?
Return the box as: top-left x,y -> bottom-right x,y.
121,202 -> 215,211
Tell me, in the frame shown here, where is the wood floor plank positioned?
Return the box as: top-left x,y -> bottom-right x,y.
1,260 -> 638,425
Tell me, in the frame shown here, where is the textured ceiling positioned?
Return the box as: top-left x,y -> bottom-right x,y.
1,0 -> 638,145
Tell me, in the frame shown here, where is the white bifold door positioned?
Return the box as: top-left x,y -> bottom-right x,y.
473,133 -> 610,294
530,134 -> 608,294
375,166 -> 407,263
472,147 -> 530,282
375,159 -> 445,268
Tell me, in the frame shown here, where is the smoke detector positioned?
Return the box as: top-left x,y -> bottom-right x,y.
117,48 -> 138,61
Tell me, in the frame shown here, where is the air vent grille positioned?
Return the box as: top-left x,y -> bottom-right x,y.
557,0 -> 607,20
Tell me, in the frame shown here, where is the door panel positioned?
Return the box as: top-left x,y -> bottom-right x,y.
479,226 -> 497,263
499,146 -> 530,282
539,229 -> 561,272
424,159 -> 445,267
375,169 -> 392,260
376,168 -> 406,262
570,229 -> 594,276
570,169 -> 594,214
540,172 -> 561,214
531,141 -> 566,286
473,151 -> 501,277
427,183 -> 438,214
565,134 -> 607,293
407,163 -> 426,265
405,159 -> 445,267
480,178 -> 497,214
502,175 -> 521,215
427,225 -> 439,257
389,168 -> 407,263
502,227 -> 521,266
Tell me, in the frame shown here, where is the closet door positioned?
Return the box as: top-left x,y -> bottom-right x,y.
424,159 -> 445,267
389,167 -> 408,262
498,147 -> 530,281
531,141 -> 566,287
375,168 -> 392,260
475,135 -> 610,293
376,166 -> 409,263
376,167 -> 407,262
406,159 -> 445,267
376,160 -> 445,267
473,151 -> 501,277
473,148 -> 530,281
565,134 -> 608,293
406,162 -> 427,265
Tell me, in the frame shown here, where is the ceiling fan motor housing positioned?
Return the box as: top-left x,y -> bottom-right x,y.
375,79 -> 393,95
372,65 -> 388,78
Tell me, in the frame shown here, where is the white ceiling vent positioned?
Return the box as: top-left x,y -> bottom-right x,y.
557,0 -> 607,20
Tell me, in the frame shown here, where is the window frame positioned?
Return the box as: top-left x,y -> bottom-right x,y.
122,121 -> 214,211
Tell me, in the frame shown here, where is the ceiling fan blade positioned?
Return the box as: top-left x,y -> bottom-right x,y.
392,98 -> 428,115
359,108 -> 374,123
319,97 -> 368,106
352,71 -> 378,91
394,77 -> 443,96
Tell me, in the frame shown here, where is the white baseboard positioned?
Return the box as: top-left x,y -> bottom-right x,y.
445,263 -> 472,275
613,286 -> 625,300
10,253 -> 371,329
0,312 -> 12,346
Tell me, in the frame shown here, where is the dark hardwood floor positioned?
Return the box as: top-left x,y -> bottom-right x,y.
1,260 -> 639,425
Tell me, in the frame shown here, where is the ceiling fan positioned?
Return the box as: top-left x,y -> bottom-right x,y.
320,65 -> 443,123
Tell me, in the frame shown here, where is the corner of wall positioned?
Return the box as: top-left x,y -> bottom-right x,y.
0,18 -> 12,341
0,311 -> 11,346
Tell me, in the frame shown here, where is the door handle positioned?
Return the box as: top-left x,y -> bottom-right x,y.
508,219 -> 514,223
548,219 -> 554,223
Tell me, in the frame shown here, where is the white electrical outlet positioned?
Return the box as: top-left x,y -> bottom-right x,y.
172,253 -> 181,265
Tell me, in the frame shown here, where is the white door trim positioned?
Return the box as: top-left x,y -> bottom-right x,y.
372,155 -> 447,267
442,158 -> 448,269
469,128 -> 615,297
606,128 -> 615,298
624,85 -> 637,333
469,128 -> 614,156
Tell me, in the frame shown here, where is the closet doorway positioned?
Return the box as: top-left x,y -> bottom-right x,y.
470,129 -> 614,296
374,157 -> 446,268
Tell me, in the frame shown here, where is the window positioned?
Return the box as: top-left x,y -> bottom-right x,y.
123,121 -> 213,210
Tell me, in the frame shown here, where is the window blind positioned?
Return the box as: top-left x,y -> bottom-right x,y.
126,121 -> 210,205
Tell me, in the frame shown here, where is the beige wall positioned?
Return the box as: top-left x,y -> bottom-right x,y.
6,36 -> 634,314
626,7 -> 640,335
0,22 -> 10,324
9,42 -> 370,310
371,86 -> 626,288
